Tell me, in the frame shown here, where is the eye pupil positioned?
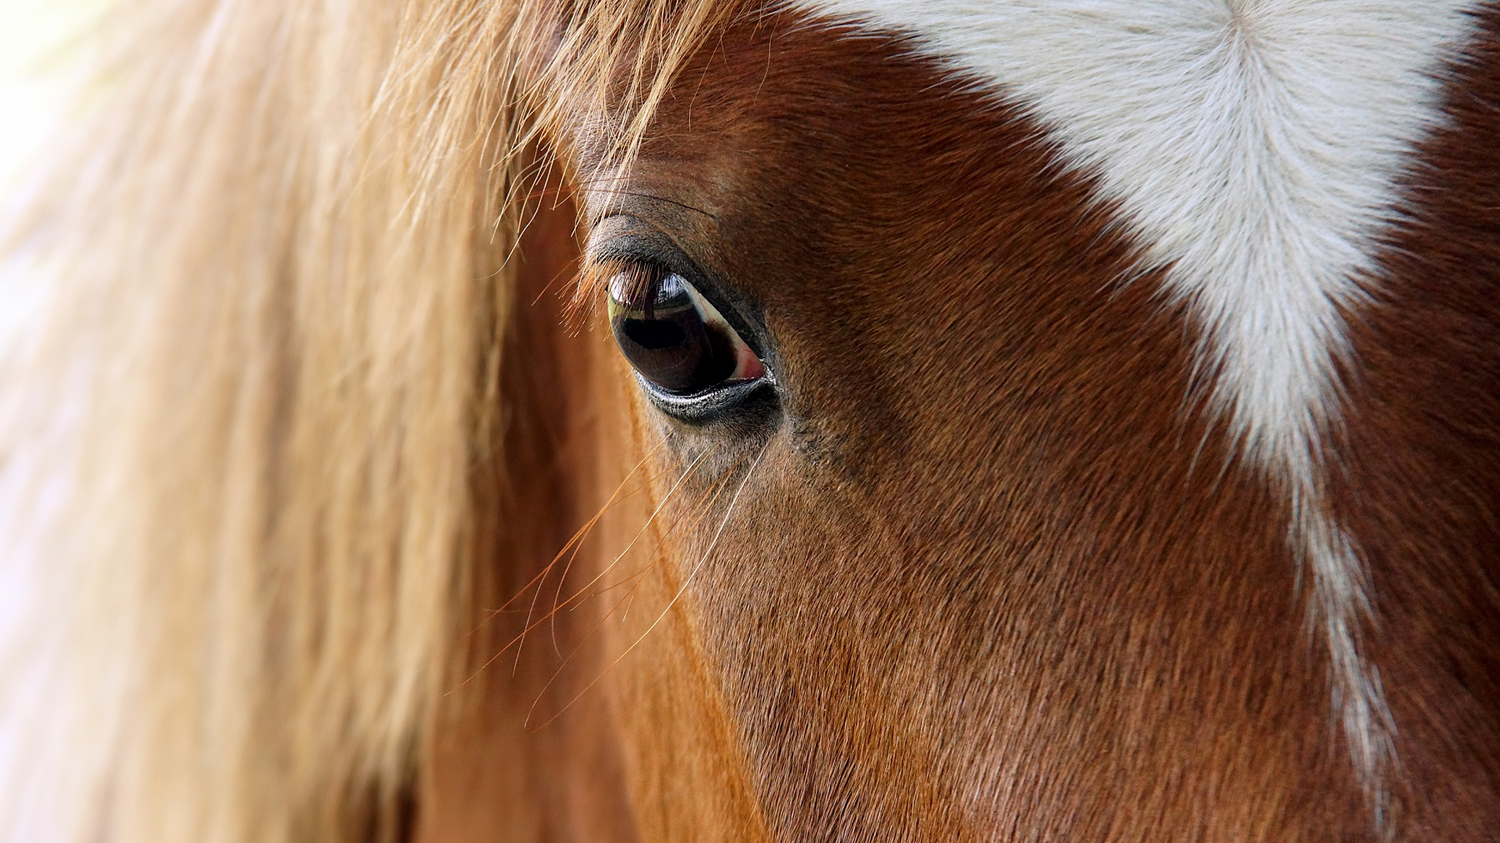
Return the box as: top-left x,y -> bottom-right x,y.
606,267 -> 763,397
621,318 -> 687,350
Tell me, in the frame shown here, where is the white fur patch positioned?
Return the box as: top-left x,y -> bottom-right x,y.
792,0 -> 1481,818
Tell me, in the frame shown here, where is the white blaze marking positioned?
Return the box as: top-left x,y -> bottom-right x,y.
793,0 -> 1480,817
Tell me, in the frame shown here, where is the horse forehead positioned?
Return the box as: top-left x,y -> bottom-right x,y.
786,0 -> 1478,472
669,3 -> 1485,800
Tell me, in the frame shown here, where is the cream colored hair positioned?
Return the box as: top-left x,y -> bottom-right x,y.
0,1 -> 729,841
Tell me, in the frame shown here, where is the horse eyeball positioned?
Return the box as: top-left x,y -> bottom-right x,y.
607,268 -> 764,396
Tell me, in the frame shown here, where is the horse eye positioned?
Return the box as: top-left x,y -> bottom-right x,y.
607,268 -> 765,396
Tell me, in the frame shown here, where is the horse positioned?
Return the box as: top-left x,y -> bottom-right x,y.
1,0 -> 1497,840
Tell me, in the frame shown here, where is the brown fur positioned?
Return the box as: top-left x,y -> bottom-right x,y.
1327,3 -> 1500,837
542,14 -> 1367,840
5,0 -> 1498,841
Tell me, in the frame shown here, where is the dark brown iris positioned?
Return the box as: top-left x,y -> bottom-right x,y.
608,270 -> 739,395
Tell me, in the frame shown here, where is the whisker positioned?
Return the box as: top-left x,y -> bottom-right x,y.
521,469 -> 743,730
568,459 -> 739,611
452,440 -> 712,693
488,439 -> 664,618
545,444 -> 682,654
451,443 -> 667,692
509,449 -> 740,722
537,446 -> 733,659
527,438 -> 771,731
543,443 -> 719,619
565,457 -> 735,606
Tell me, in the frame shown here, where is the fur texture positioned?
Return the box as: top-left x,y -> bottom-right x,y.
2,0 -> 1497,841
789,0 -> 1486,808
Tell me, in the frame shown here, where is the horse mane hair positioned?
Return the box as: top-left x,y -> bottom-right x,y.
0,1 -> 733,840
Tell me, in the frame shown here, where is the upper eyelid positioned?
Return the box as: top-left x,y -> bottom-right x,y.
586,215 -> 680,260
582,188 -> 720,228
581,220 -> 682,309
586,226 -> 699,295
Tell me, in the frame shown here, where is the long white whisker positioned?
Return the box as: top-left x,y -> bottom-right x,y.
526,438 -> 772,730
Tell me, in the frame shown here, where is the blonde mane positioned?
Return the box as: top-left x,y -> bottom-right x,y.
0,1 -> 730,840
